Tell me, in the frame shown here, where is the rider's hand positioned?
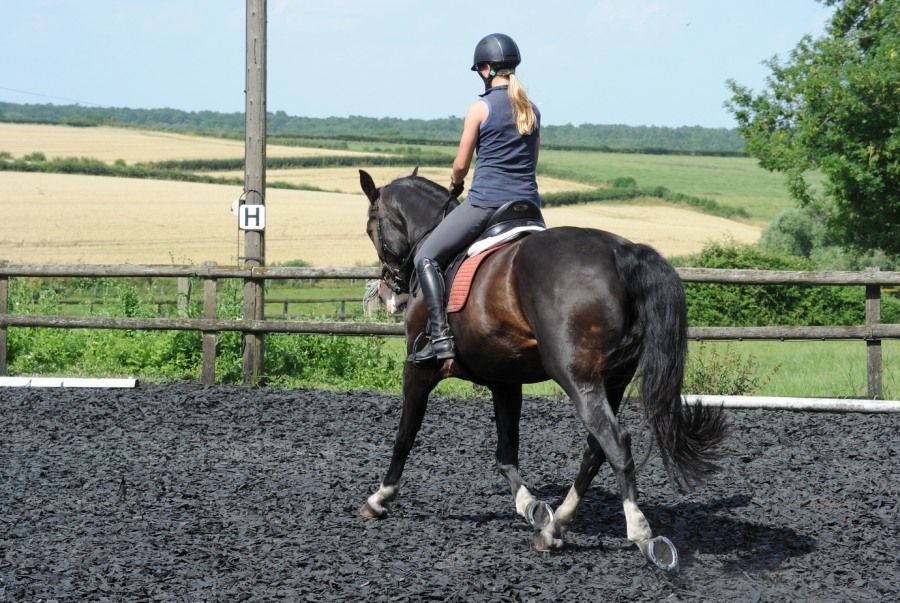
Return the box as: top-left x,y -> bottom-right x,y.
449,180 -> 465,198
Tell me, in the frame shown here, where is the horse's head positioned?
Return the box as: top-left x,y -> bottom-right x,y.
359,168 -> 456,297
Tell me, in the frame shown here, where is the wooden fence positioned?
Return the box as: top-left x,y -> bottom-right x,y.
52,295 -> 363,320
1,262 -> 898,395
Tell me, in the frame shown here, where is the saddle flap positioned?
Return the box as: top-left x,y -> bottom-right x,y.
447,242 -> 511,313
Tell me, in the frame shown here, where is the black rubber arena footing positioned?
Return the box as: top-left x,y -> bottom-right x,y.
2,382 -> 899,601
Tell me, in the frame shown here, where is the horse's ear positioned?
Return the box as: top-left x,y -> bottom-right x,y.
359,170 -> 378,203
411,166 -> 419,177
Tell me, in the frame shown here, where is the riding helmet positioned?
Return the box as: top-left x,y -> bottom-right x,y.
470,33 -> 521,71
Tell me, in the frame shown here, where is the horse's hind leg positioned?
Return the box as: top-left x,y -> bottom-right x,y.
361,364 -> 438,519
537,372 -> 631,546
491,383 -> 553,528
535,433 -> 607,550
537,382 -> 678,569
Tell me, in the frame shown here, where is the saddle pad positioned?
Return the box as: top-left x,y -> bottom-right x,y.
466,225 -> 545,257
447,243 -> 510,313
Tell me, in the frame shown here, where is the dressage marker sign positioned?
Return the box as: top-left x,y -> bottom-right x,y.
238,204 -> 266,231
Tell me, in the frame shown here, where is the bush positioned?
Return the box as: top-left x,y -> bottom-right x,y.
759,208 -> 824,257
760,206 -> 900,271
674,241 -> 900,326
684,343 -> 775,395
6,278 -> 399,387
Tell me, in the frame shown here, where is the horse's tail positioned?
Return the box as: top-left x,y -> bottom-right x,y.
614,242 -> 729,490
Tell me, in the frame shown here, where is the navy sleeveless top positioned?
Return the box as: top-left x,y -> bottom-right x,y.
466,85 -> 541,209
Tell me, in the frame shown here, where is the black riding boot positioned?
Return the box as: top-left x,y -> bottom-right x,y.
411,259 -> 455,364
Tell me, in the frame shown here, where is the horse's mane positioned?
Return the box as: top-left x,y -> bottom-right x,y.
388,175 -> 448,205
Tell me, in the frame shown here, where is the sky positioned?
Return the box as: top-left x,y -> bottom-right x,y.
1,0 -> 835,129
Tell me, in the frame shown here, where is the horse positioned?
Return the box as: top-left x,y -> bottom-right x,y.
358,169 -> 729,570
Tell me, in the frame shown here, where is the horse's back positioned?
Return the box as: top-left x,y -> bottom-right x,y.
452,226 -> 636,382
515,226 -> 633,296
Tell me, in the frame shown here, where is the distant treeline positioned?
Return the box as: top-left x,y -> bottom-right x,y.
0,101 -> 746,155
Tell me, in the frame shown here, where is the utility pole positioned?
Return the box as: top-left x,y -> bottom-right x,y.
243,0 -> 266,385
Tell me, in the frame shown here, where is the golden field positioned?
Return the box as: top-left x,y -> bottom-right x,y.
0,171 -> 759,266
0,123 -> 761,265
0,123 -> 377,164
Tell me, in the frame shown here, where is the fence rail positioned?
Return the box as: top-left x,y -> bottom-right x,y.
53,296 -> 363,320
1,262 -> 897,394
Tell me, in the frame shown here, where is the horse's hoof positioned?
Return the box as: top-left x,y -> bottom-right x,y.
638,536 -> 679,571
526,500 -> 554,530
360,501 -> 387,520
533,530 -> 563,552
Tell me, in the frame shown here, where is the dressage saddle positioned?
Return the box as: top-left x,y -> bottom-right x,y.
443,200 -> 546,312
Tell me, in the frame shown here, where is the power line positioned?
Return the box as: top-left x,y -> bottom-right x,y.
0,86 -> 103,107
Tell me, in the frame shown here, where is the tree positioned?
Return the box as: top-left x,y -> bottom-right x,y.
727,0 -> 899,254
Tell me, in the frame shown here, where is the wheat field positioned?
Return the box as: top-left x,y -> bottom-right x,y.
0,171 -> 759,266
0,123 -> 377,164
0,123 -> 761,265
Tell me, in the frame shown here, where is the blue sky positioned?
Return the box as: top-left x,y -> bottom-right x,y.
2,0 -> 834,128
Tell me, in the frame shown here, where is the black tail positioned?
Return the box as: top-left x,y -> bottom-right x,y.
614,243 -> 729,490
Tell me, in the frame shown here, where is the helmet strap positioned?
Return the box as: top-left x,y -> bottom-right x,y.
479,70 -> 495,92
479,66 -> 510,92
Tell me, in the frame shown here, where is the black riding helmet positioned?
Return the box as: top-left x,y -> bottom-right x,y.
470,33 -> 521,71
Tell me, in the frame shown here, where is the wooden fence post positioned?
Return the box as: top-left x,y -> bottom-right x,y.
866,272 -> 883,399
0,260 -> 8,376
176,277 -> 191,318
201,262 -> 218,385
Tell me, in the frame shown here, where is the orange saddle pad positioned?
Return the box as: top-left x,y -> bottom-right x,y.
447,243 -> 509,313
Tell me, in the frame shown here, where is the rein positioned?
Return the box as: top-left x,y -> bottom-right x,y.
370,191 -> 455,295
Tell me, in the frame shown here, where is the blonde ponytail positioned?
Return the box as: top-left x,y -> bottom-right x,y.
502,71 -> 536,136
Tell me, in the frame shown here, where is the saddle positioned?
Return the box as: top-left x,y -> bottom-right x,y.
445,201 -> 545,313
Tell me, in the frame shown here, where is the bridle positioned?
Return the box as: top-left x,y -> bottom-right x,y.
369,196 -> 413,295
368,188 -> 456,296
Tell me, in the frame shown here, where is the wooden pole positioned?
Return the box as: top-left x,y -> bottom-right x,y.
243,0 -> 266,385
202,262 -> 218,385
176,277 -> 191,318
866,280 -> 883,399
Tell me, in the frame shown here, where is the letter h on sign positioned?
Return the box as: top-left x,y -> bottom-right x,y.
239,204 -> 266,231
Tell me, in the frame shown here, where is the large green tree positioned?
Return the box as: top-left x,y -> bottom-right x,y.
727,0 -> 899,254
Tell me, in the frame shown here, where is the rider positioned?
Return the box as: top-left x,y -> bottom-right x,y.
411,33 -> 541,364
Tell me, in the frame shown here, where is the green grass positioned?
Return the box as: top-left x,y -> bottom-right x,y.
538,149 -> 795,223
344,141 -> 799,223
263,281 -> 369,319
379,338 -> 898,400
346,142 -> 800,224
699,340 -> 899,400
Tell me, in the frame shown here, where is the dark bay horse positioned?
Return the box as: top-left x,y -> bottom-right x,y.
358,170 -> 728,570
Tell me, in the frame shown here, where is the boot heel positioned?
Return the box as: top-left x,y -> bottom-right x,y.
433,336 -> 455,360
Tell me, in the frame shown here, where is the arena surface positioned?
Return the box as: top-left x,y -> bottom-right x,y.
2,383 -> 898,601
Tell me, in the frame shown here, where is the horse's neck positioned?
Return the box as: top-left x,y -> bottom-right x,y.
400,197 -> 445,245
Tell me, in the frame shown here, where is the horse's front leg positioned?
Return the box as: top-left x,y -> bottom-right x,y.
361,361 -> 439,519
491,384 -> 554,529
